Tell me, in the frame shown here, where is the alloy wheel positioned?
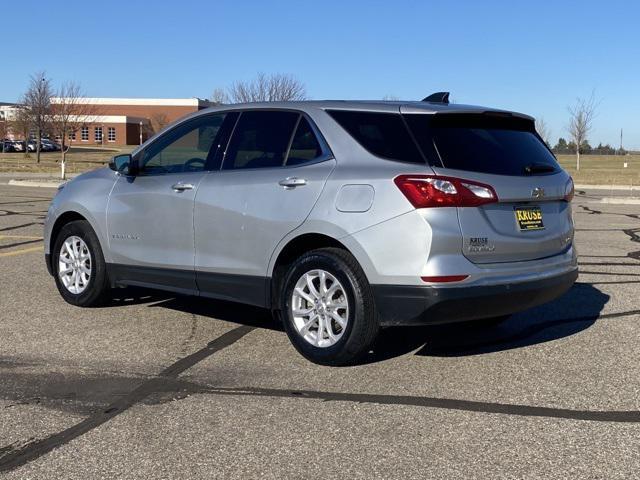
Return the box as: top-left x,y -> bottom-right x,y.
291,269 -> 349,348
58,235 -> 92,294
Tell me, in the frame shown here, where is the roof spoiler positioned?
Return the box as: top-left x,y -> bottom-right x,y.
421,92 -> 450,104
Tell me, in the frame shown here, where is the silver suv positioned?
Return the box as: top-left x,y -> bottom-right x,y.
44,93 -> 577,365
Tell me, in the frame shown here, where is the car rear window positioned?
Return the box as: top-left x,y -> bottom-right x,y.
405,113 -> 559,176
327,110 -> 424,164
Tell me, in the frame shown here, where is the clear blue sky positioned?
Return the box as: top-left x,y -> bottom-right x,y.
3,0 -> 639,148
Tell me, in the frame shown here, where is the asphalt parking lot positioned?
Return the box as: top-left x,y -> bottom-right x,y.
0,183 -> 639,479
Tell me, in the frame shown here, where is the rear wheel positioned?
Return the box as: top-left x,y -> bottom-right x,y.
52,220 -> 110,307
281,248 -> 379,366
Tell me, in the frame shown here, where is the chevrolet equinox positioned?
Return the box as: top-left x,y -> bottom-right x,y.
44,93 -> 578,365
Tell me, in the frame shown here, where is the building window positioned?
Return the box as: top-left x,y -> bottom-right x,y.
69,131 -> 76,141
94,126 -> 103,143
81,126 -> 89,141
107,127 -> 116,142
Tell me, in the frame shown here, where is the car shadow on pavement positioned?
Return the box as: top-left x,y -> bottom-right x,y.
142,291 -> 283,332
365,282 -> 608,362
109,283 -> 608,364
109,286 -> 279,330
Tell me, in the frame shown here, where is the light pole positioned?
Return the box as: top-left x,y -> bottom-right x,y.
139,121 -> 143,145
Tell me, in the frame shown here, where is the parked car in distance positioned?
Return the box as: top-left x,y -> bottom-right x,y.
4,140 -> 25,152
2,140 -> 15,152
41,139 -> 61,151
25,139 -> 60,152
43,93 -> 578,365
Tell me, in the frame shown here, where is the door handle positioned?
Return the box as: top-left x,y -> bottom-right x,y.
278,177 -> 307,188
172,182 -> 195,192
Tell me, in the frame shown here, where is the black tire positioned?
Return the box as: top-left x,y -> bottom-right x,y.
52,220 -> 110,307
280,247 -> 379,366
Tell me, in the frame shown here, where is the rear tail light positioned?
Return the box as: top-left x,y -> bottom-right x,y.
564,177 -> 574,202
394,175 -> 498,208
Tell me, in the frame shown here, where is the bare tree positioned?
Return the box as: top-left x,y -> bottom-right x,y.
0,118 -> 7,153
50,82 -> 99,179
229,73 -> 307,103
382,94 -> 400,101
22,72 -> 53,163
567,93 -> 598,171
150,112 -> 170,134
535,117 -> 551,147
210,88 -> 229,105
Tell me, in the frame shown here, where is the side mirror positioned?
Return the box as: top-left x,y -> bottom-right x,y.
109,154 -> 138,175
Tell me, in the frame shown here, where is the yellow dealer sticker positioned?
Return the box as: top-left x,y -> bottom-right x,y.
514,206 -> 544,231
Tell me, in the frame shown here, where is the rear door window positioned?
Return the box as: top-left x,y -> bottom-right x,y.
327,110 -> 424,164
223,111 -> 299,170
405,113 -> 559,176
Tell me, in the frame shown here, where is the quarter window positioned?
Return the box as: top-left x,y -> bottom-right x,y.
107,127 -> 116,142
223,111 -> 299,170
286,117 -> 323,166
94,126 -> 103,143
140,113 -> 227,175
81,126 -> 89,141
327,110 -> 424,164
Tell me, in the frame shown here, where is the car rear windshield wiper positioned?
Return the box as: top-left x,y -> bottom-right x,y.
523,163 -> 556,175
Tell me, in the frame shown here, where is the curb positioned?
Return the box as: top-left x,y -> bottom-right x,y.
8,179 -> 63,188
600,197 -> 640,205
575,184 -> 639,191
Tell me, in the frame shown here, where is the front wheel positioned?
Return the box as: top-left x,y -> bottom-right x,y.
52,220 -> 110,307
281,248 -> 379,366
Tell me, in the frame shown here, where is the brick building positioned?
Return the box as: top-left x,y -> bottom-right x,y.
1,97 -> 213,146
50,97 -> 214,146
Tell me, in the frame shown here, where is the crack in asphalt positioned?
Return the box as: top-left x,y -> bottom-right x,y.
0,238 -> 43,250
578,204 -> 640,221
178,314 -> 200,357
0,199 -> 50,206
579,270 -> 640,276
0,209 -> 47,219
0,326 -> 255,473
575,206 -> 640,262
194,386 -> 640,423
0,222 -> 42,232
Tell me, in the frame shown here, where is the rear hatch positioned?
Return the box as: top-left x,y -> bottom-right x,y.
404,112 -> 573,264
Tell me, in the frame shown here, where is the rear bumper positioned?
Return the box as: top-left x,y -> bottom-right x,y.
372,268 -> 578,326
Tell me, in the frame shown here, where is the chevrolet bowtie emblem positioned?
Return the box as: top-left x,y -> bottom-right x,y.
531,187 -> 545,199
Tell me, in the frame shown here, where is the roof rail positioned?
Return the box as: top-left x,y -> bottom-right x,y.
421,92 -> 450,104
